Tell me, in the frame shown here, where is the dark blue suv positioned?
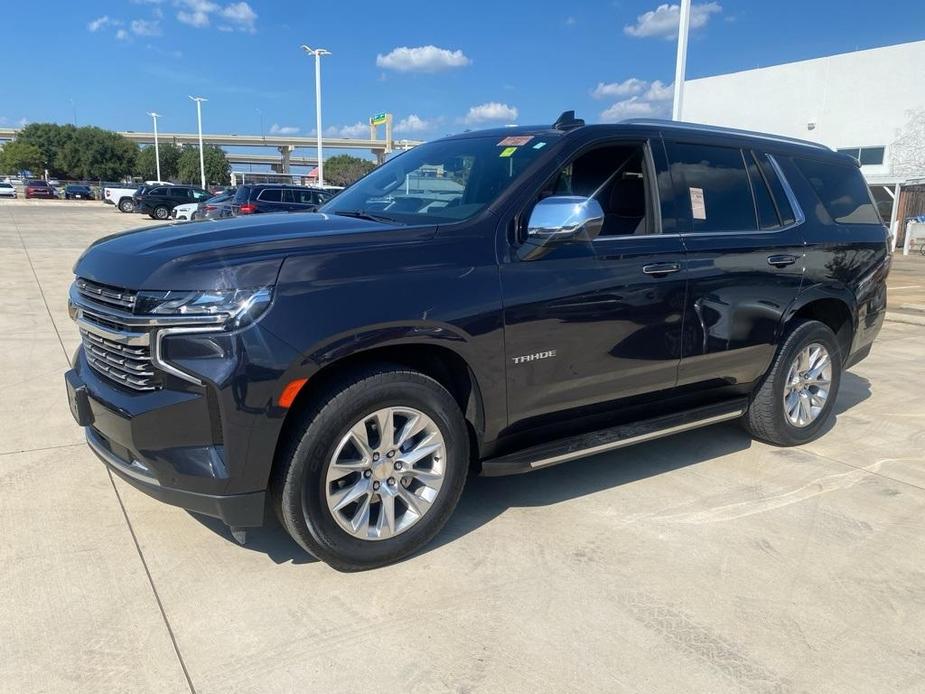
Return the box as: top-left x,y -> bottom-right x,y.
64,114 -> 889,570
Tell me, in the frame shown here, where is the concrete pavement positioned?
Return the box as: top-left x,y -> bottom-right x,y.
1,199 -> 923,693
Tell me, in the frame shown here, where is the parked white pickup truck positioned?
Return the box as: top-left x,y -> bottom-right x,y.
103,181 -> 173,213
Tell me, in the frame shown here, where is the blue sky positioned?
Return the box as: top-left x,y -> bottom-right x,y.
4,1 -> 925,150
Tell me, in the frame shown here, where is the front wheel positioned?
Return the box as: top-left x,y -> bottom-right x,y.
743,320 -> 842,446
274,366 -> 469,571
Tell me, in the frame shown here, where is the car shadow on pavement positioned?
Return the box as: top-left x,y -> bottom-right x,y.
187,373 -> 870,565
427,371 -> 872,557
189,512 -> 319,565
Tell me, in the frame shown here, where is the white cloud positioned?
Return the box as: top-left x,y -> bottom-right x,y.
269,123 -> 300,135
176,0 -> 218,27
464,102 -> 518,125
175,0 -> 256,31
325,122 -> 369,138
394,114 -> 434,134
131,19 -> 161,36
600,94 -> 673,121
591,78 -> 647,99
115,28 -> 130,40
220,2 -> 257,32
376,45 -> 470,73
643,79 -> 673,101
88,16 -> 111,31
624,2 -> 722,39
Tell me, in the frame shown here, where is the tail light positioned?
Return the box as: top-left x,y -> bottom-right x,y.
206,205 -> 216,211
239,203 -> 256,214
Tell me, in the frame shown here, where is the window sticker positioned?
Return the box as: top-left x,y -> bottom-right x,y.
497,135 -> 533,147
533,142 -> 547,149
690,187 -> 706,220
499,147 -> 517,158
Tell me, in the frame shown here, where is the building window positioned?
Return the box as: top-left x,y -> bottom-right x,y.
836,146 -> 885,166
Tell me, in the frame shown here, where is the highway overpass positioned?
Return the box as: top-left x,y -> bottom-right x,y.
0,127 -> 422,170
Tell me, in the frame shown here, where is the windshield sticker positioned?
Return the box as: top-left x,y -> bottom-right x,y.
499,147 -> 518,158
690,187 -> 706,220
497,135 -> 533,147
533,142 -> 547,149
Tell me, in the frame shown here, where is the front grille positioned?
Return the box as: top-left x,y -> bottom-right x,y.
80,329 -> 161,391
76,278 -> 138,311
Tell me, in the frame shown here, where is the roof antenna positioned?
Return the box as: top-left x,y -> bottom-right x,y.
553,110 -> 585,131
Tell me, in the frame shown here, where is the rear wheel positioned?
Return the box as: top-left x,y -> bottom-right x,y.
274,366 -> 469,571
743,320 -> 842,446
118,198 -> 134,213
153,206 -> 169,220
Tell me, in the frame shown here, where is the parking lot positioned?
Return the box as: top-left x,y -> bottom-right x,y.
2,198 -> 924,693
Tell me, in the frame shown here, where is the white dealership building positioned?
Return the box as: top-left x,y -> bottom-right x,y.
682,39 -> 925,235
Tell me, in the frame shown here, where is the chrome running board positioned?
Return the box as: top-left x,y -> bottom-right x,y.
480,398 -> 747,476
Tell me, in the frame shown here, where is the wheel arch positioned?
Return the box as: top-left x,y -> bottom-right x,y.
782,287 -> 856,361
270,341 -> 487,481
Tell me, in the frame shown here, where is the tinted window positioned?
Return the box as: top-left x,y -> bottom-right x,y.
756,154 -> 796,226
793,157 -> 881,224
258,188 -> 282,202
150,187 -> 168,196
744,152 -> 780,230
289,188 -> 317,204
665,142 -> 756,232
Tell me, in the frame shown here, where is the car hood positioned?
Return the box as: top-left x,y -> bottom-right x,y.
74,212 -> 434,290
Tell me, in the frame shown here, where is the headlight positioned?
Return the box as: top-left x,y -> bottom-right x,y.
135,287 -> 273,327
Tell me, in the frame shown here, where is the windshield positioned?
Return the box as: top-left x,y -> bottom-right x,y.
320,134 -> 555,224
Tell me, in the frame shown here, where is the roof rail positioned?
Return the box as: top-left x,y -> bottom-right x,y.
621,118 -> 831,152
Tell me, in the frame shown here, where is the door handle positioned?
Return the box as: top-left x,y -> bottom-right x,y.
642,262 -> 682,276
767,254 -> 798,268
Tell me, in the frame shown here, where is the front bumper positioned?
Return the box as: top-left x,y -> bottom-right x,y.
86,425 -> 265,526
67,357 -> 270,527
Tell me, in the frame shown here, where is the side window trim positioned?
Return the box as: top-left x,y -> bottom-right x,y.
748,150 -> 784,226
740,148 -> 764,231
765,154 -> 806,229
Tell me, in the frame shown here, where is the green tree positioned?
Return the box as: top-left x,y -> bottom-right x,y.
56,127 -> 138,180
323,155 -> 377,186
136,143 -> 182,181
177,145 -> 230,186
14,122 -> 77,177
0,140 -> 45,175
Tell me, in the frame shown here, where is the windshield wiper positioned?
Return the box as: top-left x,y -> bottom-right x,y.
331,209 -> 401,224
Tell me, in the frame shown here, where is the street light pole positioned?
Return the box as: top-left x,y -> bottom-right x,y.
189,96 -> 207,189
301,44 -> 331,187
147,112 -> 163,182
672,0 -> 692,121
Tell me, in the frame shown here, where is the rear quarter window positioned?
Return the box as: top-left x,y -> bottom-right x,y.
257,188 -> 283,202
792,157 -> 881,225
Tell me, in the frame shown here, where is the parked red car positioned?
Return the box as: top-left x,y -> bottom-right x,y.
25,180 -> 57,199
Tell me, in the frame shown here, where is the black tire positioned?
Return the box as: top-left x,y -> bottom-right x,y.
274,365 -> 469,571
118,198 -> 134,213
743,319 -> 842,446
154,206 -> 169,220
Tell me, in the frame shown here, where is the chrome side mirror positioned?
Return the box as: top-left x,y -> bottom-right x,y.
526,196 -> 605,242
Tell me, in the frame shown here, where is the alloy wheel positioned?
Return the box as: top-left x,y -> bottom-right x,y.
783,342 -> 832,427
324,406 -> 446,541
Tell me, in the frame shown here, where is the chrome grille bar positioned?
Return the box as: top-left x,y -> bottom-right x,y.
75,277 -> 138,310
